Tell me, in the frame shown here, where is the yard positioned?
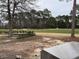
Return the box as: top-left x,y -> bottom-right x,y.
0,0 -> 78,59
0,29 -> 79,34
0,30 -> 79,59
0,29 -> 79,59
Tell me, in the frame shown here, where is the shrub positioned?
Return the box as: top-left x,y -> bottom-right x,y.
17,31 -> 35,39
27,31 -> 35,36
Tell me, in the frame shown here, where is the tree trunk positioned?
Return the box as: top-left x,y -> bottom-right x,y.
8,0 -> 16,37
7,0 -> 13,37
12,0 -> 16,28
71,0 -> 76,37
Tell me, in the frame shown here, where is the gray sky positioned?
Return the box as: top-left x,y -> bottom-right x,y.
36,0 -> 79,17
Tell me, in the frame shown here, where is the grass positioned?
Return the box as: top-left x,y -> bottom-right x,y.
0,29 -> 79,34
17,29 -> 79,34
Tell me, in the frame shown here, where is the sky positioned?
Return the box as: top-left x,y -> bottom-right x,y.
36,0 -> 79,17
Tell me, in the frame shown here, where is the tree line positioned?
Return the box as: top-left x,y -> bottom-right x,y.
1,9 -> 79,29
0,0 -> 79,37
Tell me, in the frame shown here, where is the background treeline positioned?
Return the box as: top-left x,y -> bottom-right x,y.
0,9 -> 79,29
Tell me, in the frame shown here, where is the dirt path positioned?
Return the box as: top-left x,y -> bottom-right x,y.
36,33 -> 79,37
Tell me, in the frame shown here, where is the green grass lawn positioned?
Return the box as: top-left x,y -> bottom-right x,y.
0,29 -> 79,34
27,29 -> 79,34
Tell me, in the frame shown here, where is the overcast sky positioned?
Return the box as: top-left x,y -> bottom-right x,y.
36,0 -> 79,17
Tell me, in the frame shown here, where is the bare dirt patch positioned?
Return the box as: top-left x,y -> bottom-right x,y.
0,33 -> 79,59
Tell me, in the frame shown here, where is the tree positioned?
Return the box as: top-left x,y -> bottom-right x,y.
39,9 -> 52,28
0,0 -> 37,37
56,16 -> 66,28
46,17 -> 56,28
62,15 -> 70,28
59,0 -> 77,37
71,0 -> 76,37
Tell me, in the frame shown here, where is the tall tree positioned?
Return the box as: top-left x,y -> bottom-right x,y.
7,0 -> 12,37
59,0 -> 77,37
71,0 -> 76,37
0,0 -> 37,37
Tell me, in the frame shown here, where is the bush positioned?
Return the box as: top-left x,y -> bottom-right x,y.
27,31 -> 35,36
17,31 -> 35,39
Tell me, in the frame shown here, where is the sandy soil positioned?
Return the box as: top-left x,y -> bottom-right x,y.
0,33 -> 79,59
0,36 -> 65,59
36,33 -> 79,37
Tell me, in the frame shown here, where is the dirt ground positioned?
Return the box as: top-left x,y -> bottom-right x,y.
0,33 -> 79,59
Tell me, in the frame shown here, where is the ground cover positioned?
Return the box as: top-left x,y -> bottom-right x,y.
0,33 -> 79,59
0,29 -> 79,34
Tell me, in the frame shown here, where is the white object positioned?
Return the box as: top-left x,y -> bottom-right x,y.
44,42 -> 79,59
